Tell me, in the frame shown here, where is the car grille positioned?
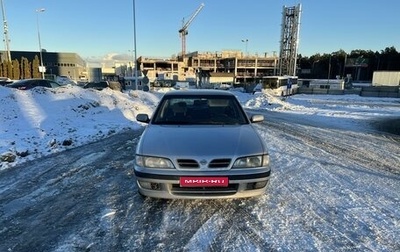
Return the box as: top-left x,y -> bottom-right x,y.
209,159 -> 231,168
177,158 -> 232,169
177,159 -> 199,168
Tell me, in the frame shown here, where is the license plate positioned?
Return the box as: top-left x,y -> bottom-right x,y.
180,177 -> 229,187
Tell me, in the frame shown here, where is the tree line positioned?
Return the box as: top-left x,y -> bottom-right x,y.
298,46 -> 400,81
1,55 -> 42,80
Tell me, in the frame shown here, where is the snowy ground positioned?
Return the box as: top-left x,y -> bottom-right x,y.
0,85 -> 399,251
0,85 -> 160,169
1,85 -> 399,170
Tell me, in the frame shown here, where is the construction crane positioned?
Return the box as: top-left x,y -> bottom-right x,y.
179,3 -> 204,59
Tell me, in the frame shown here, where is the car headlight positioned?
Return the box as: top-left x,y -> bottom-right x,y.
233,154 -> 269,168
135,155 -> 175,168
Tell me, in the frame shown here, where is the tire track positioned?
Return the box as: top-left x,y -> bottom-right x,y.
257,119 -> 400,250
261,120 -> 400,175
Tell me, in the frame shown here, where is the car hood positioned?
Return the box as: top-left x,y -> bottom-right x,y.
137,125 -> 266,158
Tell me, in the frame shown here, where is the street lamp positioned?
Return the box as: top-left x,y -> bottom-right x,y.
327,53 -> 336,84
312,60 -> 320,77
327,55 -> 331,84
241,39 -> 248,83
342,53 -> 347,78
36,8 -> 45,79
241,39 -> 248,56
132,0 -> 138,89
128,49 -> 134,76
356,55 -> 364,81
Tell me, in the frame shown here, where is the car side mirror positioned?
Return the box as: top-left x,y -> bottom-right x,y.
251,114 -> 264,123
136,114 -> 150,123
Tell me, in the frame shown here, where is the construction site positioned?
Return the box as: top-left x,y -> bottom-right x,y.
0,1 -> 302,92
129,3 -> 302,91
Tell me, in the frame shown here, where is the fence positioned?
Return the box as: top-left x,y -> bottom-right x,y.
298,86 -> 399,98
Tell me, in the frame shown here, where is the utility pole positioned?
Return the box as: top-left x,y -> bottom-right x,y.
36,8 -> 45,79
241,39 -> 248,56
328,53 -> 336,84
132,0 -> 138,89
1,0 -> 11,62
273,51 -> 277,75
342,53 -> 347,78
328,54 -> 332,84
241,39 -> 248,83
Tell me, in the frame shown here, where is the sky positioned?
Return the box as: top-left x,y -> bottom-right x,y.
2,0 -> 400,64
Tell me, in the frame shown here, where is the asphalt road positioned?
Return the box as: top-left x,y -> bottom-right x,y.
371,117 -> 400,135
0,112 -> 399,251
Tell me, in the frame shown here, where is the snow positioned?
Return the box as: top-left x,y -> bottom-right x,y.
1,85 -> 398,169
0,84 -> 400,251
0,85 -> 161,169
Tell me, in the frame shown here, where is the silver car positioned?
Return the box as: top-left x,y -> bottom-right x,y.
134,90 -> 270,199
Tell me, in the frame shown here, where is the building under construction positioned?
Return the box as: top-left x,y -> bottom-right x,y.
0,2 -> 302,90
136,4 -> 302,88
137,50 -> 279,87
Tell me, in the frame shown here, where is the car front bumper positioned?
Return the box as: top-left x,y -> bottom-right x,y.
133,168 -> 271,199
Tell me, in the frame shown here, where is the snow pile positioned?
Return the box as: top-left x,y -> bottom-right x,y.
0,85 -> 160,169
1,85 -> 399,170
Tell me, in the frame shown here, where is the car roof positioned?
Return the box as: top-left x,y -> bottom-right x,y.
7,79 -> 58,88
13,78 -> 44,83
163,89 -> 235,97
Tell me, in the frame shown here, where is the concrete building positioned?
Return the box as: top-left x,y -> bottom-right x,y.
3,50 -> 280,88
372,71 -> 400,86
6,51 -> 88,81
137,50 -> 279,87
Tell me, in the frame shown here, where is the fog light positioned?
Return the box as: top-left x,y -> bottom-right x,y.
150,183 -> 161,190
254,180 -> 268,189
246,181 -> 268,190
138,181 -> 161,190
138,181 -> 152,190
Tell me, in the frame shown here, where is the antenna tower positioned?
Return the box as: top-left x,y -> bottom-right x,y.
278,4 -> 301,76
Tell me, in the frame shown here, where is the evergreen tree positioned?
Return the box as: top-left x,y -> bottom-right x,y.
32,55 -> 40,78
12,59 -> 20,80
27,62 -> 32,79
2,61 -> 8,77
21,57 -> 30,79
7,61 -> 12,79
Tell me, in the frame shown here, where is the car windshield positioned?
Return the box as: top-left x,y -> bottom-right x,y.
48,81 -> 61,88
7,79 -> 33,87
152,95 -> 249,125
